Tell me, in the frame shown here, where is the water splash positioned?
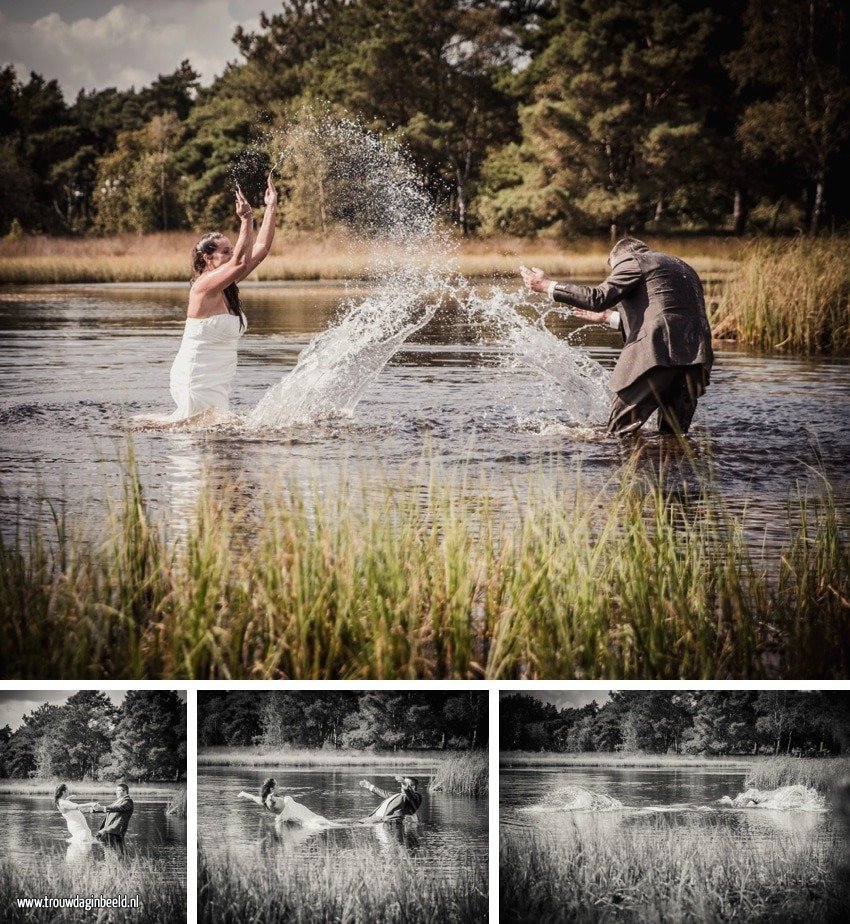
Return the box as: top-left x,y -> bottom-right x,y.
238,115 -> 610,430
524,786 -> 624,812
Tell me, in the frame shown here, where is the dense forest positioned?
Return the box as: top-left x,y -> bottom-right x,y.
1,0 -> 848,239
501,691 -> 850,755
199,691 -> 488,750
0,691 -> 187,782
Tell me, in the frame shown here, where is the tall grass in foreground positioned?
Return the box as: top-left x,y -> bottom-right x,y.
746,757 -> 850,794
501,825 -> 848,923
1,458 -> 848,679
428,752 -> 489,796
712,237 -> 850,354
198,848 -> 486,924
0,855 -> 185,924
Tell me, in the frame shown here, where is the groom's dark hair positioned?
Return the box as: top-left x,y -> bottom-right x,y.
117,783 -> 129,794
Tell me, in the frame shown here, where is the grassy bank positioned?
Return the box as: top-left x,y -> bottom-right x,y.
712,237 -> 850,354
198,747 -> 454,768
0,855 -> 185,924
0,780 -> 183,798
500,752 -> 757,769
0,231 -> 738,284
199,848 -> 486,924
500,825 -> 847,923
428,752 -> 489,796
1,455 -> 848,680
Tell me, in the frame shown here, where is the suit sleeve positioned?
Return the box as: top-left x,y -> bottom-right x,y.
96,797 -> 133,815
368,784 -> 391,799
551,255 -> 642,311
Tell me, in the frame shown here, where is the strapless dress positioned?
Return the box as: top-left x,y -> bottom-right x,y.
169,312 -> 246,421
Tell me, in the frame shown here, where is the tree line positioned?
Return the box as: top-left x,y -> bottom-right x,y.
0,691 -> 187,782
199,691 -> 488,750
1,0 -> 847,240
501,691 -> 850,755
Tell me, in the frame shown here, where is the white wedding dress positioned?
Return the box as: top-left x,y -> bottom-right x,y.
270,794 -> 330,829
168,312 -> 246,421
58,798 -> 95,841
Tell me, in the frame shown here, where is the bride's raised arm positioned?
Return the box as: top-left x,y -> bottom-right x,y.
237,791 -> 265,807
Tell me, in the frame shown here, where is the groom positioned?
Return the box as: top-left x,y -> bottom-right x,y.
520,238 -> 714,435
359,775 -> 422,821
92,783 -> 135,857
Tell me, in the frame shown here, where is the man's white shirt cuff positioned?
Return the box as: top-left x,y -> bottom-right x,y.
609,311 -> 621,330
547,281 -> 557,299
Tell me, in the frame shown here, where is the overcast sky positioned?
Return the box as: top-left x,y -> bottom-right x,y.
0,1 -> 268,98
0,690 -> 186,731
501,691 -> 612,711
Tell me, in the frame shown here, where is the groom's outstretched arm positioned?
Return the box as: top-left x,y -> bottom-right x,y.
549,256 -> 643,312
359,779 -> 391,799
92,797 -> 133,814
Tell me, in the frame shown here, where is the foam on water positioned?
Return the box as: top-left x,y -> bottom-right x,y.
524,785 -> 625,813
718,785 -> 827,812
238,116 -> 610,430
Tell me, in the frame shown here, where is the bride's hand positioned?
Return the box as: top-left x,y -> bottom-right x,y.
235,186 -> 253,221
264,173 -> 278,208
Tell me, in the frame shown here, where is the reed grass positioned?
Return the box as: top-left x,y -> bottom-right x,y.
1,455 -> 848,680
197,747 -> 449,768
0,854 -> 185,924
745,757 -> 850,794
198,847 -> 487,924
165,789 -> 187,817
0,231 -> 738,284
712,237 -> 850,354
500,824 -> 848,923
428,753 -> 489,797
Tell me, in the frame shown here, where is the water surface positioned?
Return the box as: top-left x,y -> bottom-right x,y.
198,766 -> 487,878
1,282 -> 848,546
0,790 -> 186,878
501,766 -> 834,850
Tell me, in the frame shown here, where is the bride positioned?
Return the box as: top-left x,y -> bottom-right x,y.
238,777 -> 332,831
55,783 -> 100,851
167,175 -> 278,423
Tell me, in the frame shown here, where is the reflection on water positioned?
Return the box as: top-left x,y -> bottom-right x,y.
198,767 -> 487,879
500,767 -> 835,853
0,792 -> 186,880
1,283 -> 849,549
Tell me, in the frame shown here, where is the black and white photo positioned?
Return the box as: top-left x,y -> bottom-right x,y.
0,690 -> 187,924
197,690 -> 488,923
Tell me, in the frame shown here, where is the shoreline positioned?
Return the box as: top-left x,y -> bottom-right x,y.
198,747 -> 475,768
500,752 -> 762,769
0,780 -> 185,798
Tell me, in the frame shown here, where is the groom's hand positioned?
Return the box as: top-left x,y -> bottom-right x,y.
358,780 -> 371,790
573,308 -> 614,324
519,265 -> 551,294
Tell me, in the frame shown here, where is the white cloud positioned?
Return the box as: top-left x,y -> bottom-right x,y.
0,2 -> 262,98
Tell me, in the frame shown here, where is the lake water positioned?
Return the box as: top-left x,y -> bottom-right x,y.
1,282 -> 849,548
197,766 -> 488,878
0,790 -> 187,878
500,766 -> 836,850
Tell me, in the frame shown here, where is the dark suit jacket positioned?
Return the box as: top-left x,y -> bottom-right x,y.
93,795 -> 134,837
552,247 -> 714,392
366,784 -> 422,820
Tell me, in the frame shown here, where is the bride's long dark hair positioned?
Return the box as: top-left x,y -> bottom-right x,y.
191,232 -> 244,330
260,777 -> 276,811
54,783 -> 67,810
